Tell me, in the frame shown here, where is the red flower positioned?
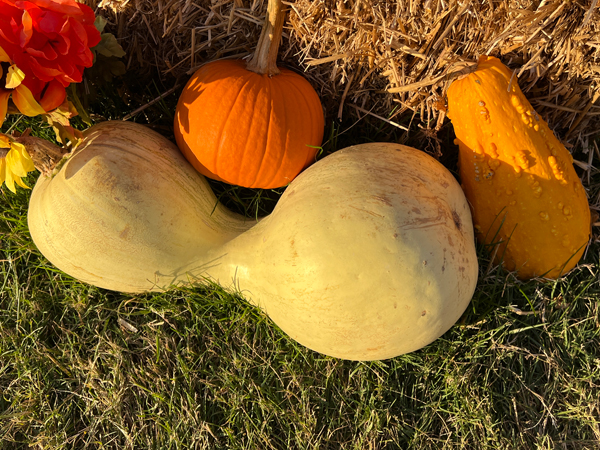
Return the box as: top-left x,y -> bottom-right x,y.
0,0 -> 101,112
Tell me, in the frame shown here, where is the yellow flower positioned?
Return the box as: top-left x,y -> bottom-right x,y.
0,45 -> 46,127
0,133 -> 36,193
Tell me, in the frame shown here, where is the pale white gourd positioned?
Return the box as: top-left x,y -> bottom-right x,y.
27,121 -> 478,360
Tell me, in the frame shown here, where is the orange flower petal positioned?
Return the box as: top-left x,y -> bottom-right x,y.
20,10 -> 34,47
0,45 -> 10,63
0,133 -> 10,149
30,0 -> 85,16
39,80 -> 67,112
12,84 -> 47,116
0,91 -> 11,126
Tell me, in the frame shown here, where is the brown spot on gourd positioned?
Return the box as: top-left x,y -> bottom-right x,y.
480,108 -> 490,122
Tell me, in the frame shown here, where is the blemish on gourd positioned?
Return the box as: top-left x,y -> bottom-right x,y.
452,211 -> 462,231
539,211 -> 550,221
548,156 -> 568,184
513,150 -> 531,170
488,143 -> 499,159
520,113 -> 532,126
421,310 -> 427,316
527,176 -> 543,198
513,166 -> 522,177
371,195 -> 392,206
479,108 -> 490,123
119,225 -> 131,239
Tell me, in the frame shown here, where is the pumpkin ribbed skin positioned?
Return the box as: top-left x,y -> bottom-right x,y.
174,59 -> 324,189
27,121 -> 478,360
447,55 -> 590,279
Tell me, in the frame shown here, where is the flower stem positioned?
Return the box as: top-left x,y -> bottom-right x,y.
17,136 -> 68,176
246,0 -> 285,76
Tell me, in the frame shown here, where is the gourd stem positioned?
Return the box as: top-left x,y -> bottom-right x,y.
246,0 -> 285,76
17,136 -> 68,176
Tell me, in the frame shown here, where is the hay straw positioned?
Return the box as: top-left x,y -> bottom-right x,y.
87,0 -> 600,142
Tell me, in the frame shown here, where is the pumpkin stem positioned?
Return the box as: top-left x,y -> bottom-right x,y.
17,136 -> 68,176
246,0 -> 285,76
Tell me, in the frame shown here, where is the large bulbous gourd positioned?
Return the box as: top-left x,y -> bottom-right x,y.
174,0 -> 324,189
446,55 -> 590,279
27,121 -> 478,361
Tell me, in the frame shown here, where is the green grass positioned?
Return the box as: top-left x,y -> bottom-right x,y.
1,70 -> 600,449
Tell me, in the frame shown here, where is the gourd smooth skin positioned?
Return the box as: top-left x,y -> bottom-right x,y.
447,55 -> 590,279
26,121 -> 478,361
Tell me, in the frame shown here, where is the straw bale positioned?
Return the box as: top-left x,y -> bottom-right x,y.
85,0 -> 600,145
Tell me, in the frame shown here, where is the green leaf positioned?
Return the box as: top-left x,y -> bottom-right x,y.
94,33 -> 126,59
94,15 -> 108,33
67,84 -> 93,127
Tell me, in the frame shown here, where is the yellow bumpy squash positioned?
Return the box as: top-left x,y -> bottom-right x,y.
447,55 -> 590,279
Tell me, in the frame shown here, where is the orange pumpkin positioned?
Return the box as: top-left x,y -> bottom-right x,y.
174,0 -> 324,189
446,55 -> 591,279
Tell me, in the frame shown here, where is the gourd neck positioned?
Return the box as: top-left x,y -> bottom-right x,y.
17,136 -> 68,176
246,0 -> 285,76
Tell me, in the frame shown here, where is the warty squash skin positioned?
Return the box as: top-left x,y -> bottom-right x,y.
27,121 -> 478,361
446,55 -> 590,279
174,59 -> 324,189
